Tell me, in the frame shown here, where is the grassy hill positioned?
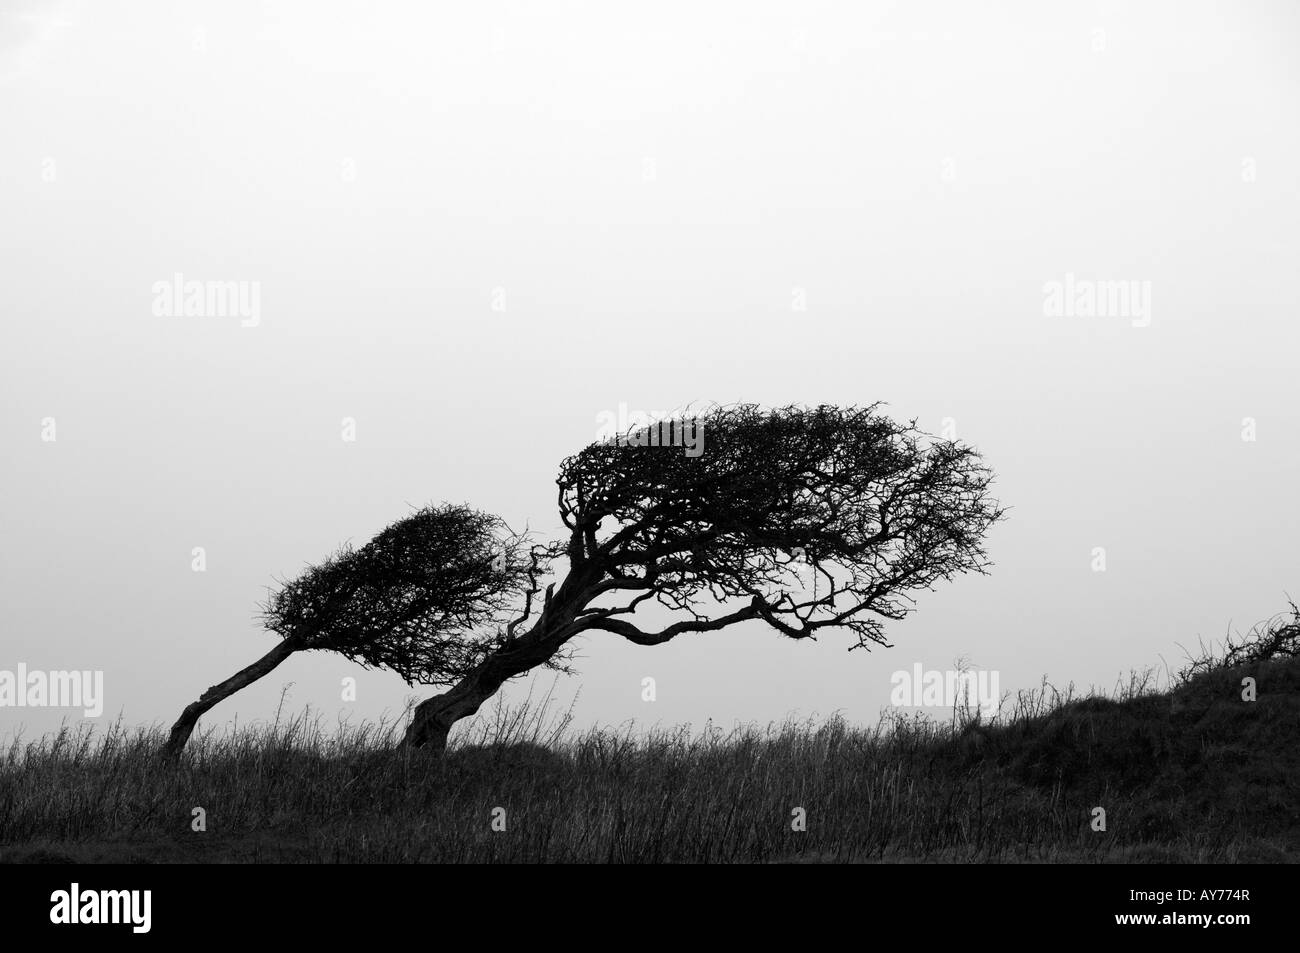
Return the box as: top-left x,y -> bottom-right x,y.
2,606 -> 1297,863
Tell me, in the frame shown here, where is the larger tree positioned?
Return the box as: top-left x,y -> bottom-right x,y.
402,403 -> 1004,752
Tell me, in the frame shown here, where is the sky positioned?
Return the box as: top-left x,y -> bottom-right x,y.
2,0 -> 1298,743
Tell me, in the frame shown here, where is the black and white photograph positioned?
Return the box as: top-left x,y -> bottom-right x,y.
1,0 -> 1295,938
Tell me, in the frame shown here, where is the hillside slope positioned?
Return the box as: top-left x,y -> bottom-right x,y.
2,613 -> 1298,863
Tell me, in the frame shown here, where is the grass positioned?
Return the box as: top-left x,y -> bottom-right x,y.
2,606 -> 1298,863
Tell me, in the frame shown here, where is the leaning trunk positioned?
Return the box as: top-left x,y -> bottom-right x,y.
402,635 -> 568,754
402,678 -> 495,755
405,566 -> 599,753
162,638 -> 298,760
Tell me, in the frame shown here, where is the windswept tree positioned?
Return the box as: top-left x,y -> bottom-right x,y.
167,404 -> 1004,759
162,504 -> 549,758
401,403 -> 1005,752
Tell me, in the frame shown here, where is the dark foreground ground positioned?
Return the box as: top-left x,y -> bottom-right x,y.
3,611 -> 1298,863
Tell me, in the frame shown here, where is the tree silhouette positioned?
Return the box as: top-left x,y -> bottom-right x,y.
402,403 -> 1004,752
162,504 -> 547,758
165,403 -> 1004,758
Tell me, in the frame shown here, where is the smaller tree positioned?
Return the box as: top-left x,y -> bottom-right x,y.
162,504 -> 548,759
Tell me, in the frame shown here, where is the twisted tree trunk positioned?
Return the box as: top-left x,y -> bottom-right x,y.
404,566 -> 598,753
403,628 -> 572,753
403,676 -> 498,755
162,638 -> 299,761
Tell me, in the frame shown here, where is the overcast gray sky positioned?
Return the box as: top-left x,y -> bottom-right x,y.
2,0 -> 1298,742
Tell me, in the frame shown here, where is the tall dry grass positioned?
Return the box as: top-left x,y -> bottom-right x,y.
3,607 -> 1297,863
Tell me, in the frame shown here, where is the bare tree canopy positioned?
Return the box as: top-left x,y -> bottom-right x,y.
558,403 -> 1004,651
165,403 -> 1005,759
262,504 -> 548,684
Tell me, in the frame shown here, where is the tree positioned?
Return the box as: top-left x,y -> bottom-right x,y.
401,403 -> 1005,752
167,403 -> 1004,759
162,503 -> 547,758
